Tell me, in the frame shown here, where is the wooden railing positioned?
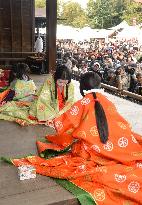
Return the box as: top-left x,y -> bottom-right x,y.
72,70 -> 142,104
101,83 -> 142,103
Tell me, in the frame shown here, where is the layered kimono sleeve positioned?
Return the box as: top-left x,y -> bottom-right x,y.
57,82 -> 75,117
35,84 -> 43,97
66,82 -> 75,104
54,98 -> 85,136
29,75 -> 58,121
10,80 -> 36,101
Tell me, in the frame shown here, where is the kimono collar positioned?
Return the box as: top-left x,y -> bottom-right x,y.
83,89 -> 104,95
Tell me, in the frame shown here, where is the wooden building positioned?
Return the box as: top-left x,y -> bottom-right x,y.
0,0 -> 57,73
0,0 -> 35,63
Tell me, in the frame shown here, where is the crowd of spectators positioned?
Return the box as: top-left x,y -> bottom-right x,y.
56,39 -> 142,96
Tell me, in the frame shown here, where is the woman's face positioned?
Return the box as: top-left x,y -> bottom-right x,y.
57,79 -> 69,87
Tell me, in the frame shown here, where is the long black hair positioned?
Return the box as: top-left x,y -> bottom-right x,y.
15,63 -> 30,80
80,72 -> 109,144
54,65 -> 72,101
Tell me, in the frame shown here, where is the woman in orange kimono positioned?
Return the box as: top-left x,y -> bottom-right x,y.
12,72 -> 142,205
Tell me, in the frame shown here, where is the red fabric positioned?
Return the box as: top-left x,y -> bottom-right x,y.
28,115 -> 38,121
36,140 -> 64,153
57,86 -> 65,110
0,69 -> 11,88
0,89 -> 10,103
12,93 -> 142,204
0,70 -> 11,81
46,133 -> 73,148
0,81 -> 9,87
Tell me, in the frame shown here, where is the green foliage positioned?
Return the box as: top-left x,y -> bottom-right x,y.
34,0 -> 142,29
86,0 -> 96,27
57,0 -> 64,16
59,2 -> 88,28
35,0 -> 46,8
86,0 -> 142,29
122,1 -> 142,25
111,0 -> 126,26
86,0 -> 124,29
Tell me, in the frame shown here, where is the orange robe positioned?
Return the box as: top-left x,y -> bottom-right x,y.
12,93 -> 142,205
0,89 -> 10,103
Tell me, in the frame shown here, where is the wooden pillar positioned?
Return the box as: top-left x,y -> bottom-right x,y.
46,0 -> 57,73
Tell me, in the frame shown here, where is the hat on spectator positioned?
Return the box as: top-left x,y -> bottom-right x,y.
93,62 -> 100,68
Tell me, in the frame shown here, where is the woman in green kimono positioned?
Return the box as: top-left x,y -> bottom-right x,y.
9,63 -> 36,102
29,65 -> 75,122
0,63 -> 36,124
0,65 -> 75,126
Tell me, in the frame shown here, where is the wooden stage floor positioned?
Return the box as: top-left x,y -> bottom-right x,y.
0,74 -> 142,205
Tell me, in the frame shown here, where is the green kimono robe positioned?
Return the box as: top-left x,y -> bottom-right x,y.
0,75 -> 75,125
0,79 -> 36,124
10,79 -> 36,101
29,74 -> 75,121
